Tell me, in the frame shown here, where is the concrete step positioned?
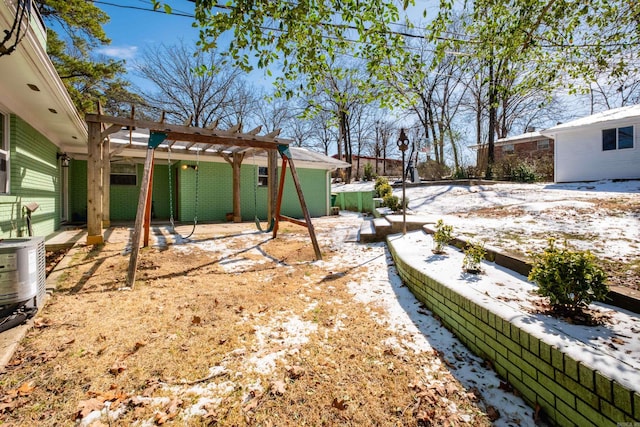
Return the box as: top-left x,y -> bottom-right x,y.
358,220 -> 377,243
359,217 -> 394,243
373,217 -> 392,235
386,215 -> 437,234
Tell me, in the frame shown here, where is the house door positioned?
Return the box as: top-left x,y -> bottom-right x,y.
60,164 -> 69,222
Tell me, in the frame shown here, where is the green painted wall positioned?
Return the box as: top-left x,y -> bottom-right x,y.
0,115 -> 61,238
69,159 -> 330,223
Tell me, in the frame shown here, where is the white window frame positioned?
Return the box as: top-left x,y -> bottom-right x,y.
537,139 -> 550,150
602,126 -> 634,151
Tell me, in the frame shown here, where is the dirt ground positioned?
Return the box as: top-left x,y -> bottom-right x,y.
0,218 -> 502,426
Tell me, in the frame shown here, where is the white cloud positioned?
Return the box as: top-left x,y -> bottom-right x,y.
97,45 -> 138,60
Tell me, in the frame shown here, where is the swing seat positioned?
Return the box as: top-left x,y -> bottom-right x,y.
255,216 -> 275,233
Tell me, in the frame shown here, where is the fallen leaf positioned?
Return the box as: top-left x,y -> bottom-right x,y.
17,382 -> 35,396
33,318 -> 52,328
486,405 -> 500,421
331,398 -> 348,410
0,400 -> 18,413
416,409 -> 435,423
270,380 -> 286,396
155,397 -> 182,424
133,341 -> 147,352
534,403 -> 542,422
243,390 -> 263,413
286,365 -> 305,379
191,316 -> 201,325
76,397 -> 104,419
109,361 -> 126,376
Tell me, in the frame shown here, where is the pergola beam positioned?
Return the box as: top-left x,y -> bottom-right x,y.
85,113 -> 289,147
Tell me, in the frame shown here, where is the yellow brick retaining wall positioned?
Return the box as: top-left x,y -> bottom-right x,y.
388,240 -> 640,427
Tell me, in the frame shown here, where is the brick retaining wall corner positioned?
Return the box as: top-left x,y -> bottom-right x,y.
388,242 -> 640,427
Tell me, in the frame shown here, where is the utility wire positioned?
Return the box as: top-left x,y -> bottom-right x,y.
93,0 -> 637,49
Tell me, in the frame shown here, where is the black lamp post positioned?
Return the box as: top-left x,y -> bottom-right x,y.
397,128 -> 409,235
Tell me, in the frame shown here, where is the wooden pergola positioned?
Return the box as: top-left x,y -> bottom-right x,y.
85,112 -> 322,288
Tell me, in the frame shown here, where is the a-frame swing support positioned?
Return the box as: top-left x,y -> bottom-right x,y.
122,132 -> 322,288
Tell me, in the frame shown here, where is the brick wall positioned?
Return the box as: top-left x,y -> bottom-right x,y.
495,139 -> 555,163
388,240 -> 640,427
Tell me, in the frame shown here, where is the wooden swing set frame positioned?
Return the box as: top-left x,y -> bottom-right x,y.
85,112 -> 322,288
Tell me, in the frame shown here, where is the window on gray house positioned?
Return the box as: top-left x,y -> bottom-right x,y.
603,126 -> 634,151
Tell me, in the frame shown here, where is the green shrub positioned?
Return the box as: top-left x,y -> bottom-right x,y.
417,159 -> 450,181
375,179 -> 393,199
432,219 -> 454,254
374,176 -> 389,196
363,163 -> 375,181
383,194 -> 409,212
383,193 -> 400,211
513,163 -> 538,182
463,241 -> 486,273
528,239 -> 608,313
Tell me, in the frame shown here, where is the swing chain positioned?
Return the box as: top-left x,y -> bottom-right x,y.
168,147 -> 175,229
193,148 -> 199,225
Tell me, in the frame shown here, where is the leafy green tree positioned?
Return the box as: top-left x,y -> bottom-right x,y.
431,1 -> 639,175
154,0 -> 412,103
36,0 -> 134,114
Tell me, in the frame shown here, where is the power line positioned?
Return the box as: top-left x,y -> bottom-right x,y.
93,1 -> 637,50
92,0 -> 194,18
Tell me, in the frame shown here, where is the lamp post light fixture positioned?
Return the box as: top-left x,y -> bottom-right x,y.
397,128 -> 409,235
57,152 -> 71,168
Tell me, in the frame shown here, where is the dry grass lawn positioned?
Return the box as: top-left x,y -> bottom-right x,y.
0,220 -> 495,426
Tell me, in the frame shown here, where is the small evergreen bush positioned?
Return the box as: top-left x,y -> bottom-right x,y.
432,219 -> 454,254
363,163 -> 375,181
463,240 -> 486,273
375,177 -> 393,199
383,193 -> 400,211
528,239 -> 608,314
513,163 -> 538,183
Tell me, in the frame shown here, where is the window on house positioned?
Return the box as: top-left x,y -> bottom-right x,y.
0,111 -> 8,194
257,167 -> 268,186
603,126 -> 634,151
110,163 -> 137,185
502,144 -> 514,152
537,139 -> 550,150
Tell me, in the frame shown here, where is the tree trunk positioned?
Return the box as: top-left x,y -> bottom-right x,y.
487,55 -> 496,179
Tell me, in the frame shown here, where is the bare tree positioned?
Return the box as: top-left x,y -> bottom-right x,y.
308,65 -> 371,183
307,109 -> 336,155
135,41 -> 241,127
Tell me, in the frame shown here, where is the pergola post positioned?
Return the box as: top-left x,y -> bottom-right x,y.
267,150 -> 278,222
86,121 -> 104,245
232,152 -> 245,222
102,138 -> 111,228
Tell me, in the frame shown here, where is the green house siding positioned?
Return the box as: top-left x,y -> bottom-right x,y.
0,115 -> 61,238
279,167 -> 328,218
69,160 -> 330,223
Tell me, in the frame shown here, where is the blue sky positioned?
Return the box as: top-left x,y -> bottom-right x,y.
95,0 -> 203,90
